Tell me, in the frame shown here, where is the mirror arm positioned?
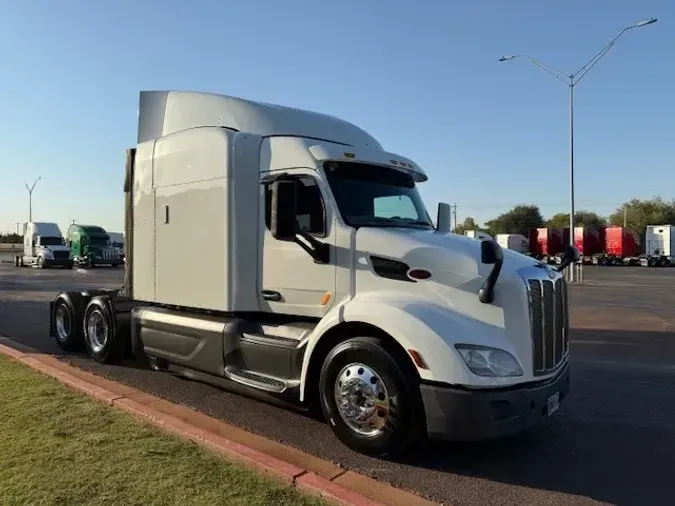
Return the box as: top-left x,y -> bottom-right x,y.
294,231 -> 330,264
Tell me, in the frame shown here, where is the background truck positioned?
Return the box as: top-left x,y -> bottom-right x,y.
591,226 -> 641,266
573,226 -> 602,264
496,233 -> 529,254
640,225 -> 674,267
14,222 -> 73,269
529,227 -> 564,263
107,232 -> 125,263
66,224 -> 123,268
464,230 -> 493,241
49,90 -> 574,458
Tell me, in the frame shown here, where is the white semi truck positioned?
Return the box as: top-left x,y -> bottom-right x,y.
640,225 -> 674,267
14,222 -> 73,269
464,230 -> 494,241
49,90 -> 577,457
497,234 -> 530,255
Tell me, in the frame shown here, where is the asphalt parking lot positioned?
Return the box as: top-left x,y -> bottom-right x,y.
1,260 -> 674,506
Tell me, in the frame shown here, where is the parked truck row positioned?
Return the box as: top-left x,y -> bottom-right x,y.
464,225 -> 674,268
13,222 -> 124,269
47,90 -> 576,458
530,225 -> 674,267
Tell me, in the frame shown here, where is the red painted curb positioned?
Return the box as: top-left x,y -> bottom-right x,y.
297,473 -> 384,506
0,338 -> 400,506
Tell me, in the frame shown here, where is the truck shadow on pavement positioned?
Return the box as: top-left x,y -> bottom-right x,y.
1,297 -> 674,506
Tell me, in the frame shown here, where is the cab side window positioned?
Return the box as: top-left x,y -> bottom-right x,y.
264,176 -> 327,237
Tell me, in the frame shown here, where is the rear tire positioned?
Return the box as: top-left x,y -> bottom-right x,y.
52,292 -> 87,352
83,296 -> 125,364
318,336 -> 425,458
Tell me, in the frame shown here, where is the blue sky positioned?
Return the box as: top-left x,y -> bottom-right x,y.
1,0 -> 672,235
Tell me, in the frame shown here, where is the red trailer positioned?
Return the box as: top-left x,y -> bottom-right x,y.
529,227 -> 564,263
593,226 -> 641,266
574,226 -> 602,259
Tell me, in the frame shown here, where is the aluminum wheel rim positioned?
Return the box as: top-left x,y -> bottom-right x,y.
87,310 -> 108,353
334,362 -> 390,437
55,305 -> 70,342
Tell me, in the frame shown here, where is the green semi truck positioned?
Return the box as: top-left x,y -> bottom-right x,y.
66,224 -> 123,268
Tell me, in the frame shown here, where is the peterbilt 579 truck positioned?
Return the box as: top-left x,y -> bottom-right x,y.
49,90 -> 577,457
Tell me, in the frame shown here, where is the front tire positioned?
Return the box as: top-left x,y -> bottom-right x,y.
319,336 -> 425,458
83,296 -> 125,364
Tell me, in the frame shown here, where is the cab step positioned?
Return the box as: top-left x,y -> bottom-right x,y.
227,369 -> 289,393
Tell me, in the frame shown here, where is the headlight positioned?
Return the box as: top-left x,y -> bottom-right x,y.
455,344 -> 523,377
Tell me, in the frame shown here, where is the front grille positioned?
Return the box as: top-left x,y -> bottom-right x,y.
52,251 -> 70,260
528,277 -> 568,375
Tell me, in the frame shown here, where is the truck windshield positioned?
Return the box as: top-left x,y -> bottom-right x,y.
40,237 -> 65,246
89,235 -> 110,246
325,161 -> 433,229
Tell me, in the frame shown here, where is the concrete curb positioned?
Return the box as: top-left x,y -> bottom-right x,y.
0,337 -> 439,506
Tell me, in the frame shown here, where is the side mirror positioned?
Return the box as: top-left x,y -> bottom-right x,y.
480,239 -> 504,265
436,202 -> 451,233
270,180 -> 298,241
478,240 -> 504,304
555,245 -> 581,272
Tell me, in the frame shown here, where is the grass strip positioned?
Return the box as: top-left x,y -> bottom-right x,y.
0,354 -> 325,506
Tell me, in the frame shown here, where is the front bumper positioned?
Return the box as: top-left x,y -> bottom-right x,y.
420,361 -> 570,441
44,258 -> 73,268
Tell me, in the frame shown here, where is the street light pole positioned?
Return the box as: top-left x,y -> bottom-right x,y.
498,17 -> 657,282
23,177 -> 41,222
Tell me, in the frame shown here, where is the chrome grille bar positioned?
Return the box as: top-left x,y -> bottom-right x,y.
528,276 -> 568,375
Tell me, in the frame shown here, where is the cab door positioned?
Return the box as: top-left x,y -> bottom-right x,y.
260,170 -> 336,319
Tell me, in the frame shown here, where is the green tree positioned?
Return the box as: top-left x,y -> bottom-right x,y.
609,197 -> 675,242
0,233 -> 22,244
453,217 -> 478,235
547,211 -> 606,229
484,205 -> 544,236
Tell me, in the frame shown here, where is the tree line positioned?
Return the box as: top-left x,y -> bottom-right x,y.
453,197 -> 675,244
0,233 -> 22,244
3,197 -> 674,245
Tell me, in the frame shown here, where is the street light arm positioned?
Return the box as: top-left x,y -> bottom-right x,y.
529,58 -> 570,85
499,54 -> 570,85
572,18 -> 657,83
571,27 -> 629,82
573,41 -> 616,84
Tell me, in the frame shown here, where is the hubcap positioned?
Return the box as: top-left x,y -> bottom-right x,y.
334,363 -> 390,436
86,310 -> 108,353
54,305 -> 70,342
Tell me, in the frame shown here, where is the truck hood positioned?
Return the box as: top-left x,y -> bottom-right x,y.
355,227 -> 542,282
38,245 -> 69,253
354,227 -> 550,370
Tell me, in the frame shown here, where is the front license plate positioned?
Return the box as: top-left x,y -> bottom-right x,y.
547,392 -> 560,416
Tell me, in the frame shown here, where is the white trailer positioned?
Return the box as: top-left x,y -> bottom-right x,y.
464,230 -> 493,241
49,90 -> 575,457
641,225 -> 674,267
15,222 -> 73,269
496,234 -> 530,254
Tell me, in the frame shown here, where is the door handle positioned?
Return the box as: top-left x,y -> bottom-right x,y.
261,290 -> 282,302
